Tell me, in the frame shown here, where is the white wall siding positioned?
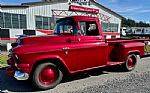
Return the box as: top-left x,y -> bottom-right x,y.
26,7 -> 36,30
9,29 -> 23,38
1,8 -> 27,14
28,3 -> 69,17
26,2 -> 69,30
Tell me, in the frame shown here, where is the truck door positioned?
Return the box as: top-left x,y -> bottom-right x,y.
74,21 -> 108,71
54,18 -> 78,72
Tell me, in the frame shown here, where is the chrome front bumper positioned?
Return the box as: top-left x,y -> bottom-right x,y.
14,71 -> 29,80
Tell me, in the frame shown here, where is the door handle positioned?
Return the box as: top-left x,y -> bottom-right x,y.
62,47 -> 70,50
97,37 -> 102,40
77,38 -> 81,42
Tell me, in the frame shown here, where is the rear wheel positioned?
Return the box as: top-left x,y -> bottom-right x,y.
123,54 -> 137,71
32,63 -> 63,90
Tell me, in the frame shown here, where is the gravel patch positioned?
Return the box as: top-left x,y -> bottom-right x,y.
0,57 -> 150,93
69,71 -> 150,93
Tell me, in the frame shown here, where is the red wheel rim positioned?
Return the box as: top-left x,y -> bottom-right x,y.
127,57 -> 135,68
39,66 -> 58,85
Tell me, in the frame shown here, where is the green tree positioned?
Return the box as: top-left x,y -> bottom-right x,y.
122,18 -> 150,27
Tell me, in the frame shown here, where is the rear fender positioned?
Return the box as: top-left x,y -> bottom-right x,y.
127,50 -> 140,57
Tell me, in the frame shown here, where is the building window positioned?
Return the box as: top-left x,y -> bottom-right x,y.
4,13 -> 12,28
0,29 -> 10,38
20,14 -> 27,29
101,22 -> 118,32
43,17 -> 49,30
23,30 -> 35,35
101,22 -> 109,32
36,16 -> 43,29
12,14 -> 19,28
0,12 -> 27,29
35,16 -> 56,30
49,17 -> 55,30
0,13 -> 4,28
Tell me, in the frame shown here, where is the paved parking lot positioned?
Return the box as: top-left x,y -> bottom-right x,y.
0,57 -> 150,93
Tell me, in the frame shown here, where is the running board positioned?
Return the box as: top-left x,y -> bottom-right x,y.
107,62 -> 125,66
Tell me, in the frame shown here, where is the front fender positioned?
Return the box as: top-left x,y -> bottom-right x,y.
29,55 -> 70,74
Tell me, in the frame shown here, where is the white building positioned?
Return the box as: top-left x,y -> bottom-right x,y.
0,0 -> 123,44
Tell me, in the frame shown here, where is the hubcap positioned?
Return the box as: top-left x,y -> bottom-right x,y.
39,66 -> 58,85
127,57 -> 134,68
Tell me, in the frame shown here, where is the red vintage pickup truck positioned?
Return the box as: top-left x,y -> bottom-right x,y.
7,16 -> 145,90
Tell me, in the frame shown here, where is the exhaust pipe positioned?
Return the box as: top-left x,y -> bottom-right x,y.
14,71 -> 29,80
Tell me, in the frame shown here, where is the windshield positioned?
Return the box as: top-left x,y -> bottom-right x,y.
54,18 -> 77,35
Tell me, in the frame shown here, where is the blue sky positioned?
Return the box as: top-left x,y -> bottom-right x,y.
0,0 -> 150,23
100,0 -> 150,23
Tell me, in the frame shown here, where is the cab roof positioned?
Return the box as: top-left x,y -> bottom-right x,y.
57,16 -> 100,23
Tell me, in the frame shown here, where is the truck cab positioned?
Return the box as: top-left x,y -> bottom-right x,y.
54,16 -> 108,71
7,16 -> 145,90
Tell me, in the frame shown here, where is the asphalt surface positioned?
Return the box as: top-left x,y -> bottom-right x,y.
0,57 -> 150,93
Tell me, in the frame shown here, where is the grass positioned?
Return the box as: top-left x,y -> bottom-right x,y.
145,45 -> 150,53
0,52 -> 8,68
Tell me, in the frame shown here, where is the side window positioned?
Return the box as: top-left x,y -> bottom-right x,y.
59,25 -> 73,34
79,21 -> 99,36
55,18 -> 77,35
80,22 -> 86,35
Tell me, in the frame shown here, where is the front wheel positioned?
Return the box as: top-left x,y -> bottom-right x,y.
32,63 -> 63,90
123,54 -> 137,71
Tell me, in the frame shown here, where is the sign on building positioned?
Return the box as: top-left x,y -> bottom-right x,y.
69,0 -> 90,5
69,5 -> 99,14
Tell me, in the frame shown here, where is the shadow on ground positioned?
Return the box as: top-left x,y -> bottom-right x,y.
0,65 -> 125,92
0,67 -> 37,92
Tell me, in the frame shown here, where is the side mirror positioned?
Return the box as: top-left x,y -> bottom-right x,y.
77,30 -> 85,35
77,30 -> 82,35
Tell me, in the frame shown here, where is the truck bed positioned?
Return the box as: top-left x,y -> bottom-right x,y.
106,38 -> 146,62
107,38 -> 150,57
106,38 -> 147,44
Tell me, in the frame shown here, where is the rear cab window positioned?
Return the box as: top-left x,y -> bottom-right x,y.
79,21 -> 99,36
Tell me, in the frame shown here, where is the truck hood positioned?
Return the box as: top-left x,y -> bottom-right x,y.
21,35 -> 74,46
13,35 -> 75,54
